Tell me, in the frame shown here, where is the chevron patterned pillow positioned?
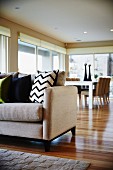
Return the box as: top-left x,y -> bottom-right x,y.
37,70 -> 59,86
29,71 -> 57,103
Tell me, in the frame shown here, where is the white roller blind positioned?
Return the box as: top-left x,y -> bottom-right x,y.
40,40 -> 55,51
41,40 -> 66,54
19,33 -> 66,54
19,33 -> 41,46
55,45 -> 66,54
67,46 -> 113,55
0,26 -> 11,37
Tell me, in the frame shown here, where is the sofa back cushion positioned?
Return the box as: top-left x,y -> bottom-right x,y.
0,72 -> 18,79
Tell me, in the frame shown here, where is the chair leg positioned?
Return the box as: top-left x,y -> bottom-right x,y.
44,141 -> 51,152
78,94 -> 81,106
103,95 -> 106,105
99,97 -> 103,107
95,96 -> 100,108
107,93 -> 110,103
71,126 -> 76,136
104,95 -> 107,104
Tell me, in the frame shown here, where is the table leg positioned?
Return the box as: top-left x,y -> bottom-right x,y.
89,83 -> 93,109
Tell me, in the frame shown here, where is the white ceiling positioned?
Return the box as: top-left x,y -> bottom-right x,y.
0,0 -> 113,43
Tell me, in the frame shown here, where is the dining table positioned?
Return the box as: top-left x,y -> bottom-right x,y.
65,80 -> 97,109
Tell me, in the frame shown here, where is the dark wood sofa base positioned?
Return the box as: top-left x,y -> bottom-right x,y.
44,126 -> 76,151
0,126 -> 76,152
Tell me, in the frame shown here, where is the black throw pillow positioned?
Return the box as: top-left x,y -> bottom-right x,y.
10,75 -> 32,102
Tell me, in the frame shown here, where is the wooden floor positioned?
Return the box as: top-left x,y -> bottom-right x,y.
0,99 -> 113,170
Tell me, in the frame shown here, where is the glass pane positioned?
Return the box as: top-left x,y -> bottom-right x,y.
94,54 -> 109,78
38,47 -> 52,71
59,53 -> 65,71
107,54 -> 113,76
69,54 -> 93,80
52,51 -> 59,70
0,35 -> 8,73
18,39 -> 36,74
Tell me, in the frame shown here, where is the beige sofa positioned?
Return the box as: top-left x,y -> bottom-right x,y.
0,86 -> 78,151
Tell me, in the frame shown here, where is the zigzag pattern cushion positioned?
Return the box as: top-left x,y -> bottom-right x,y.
29,71 -> 57,103
37,69 -> 59,86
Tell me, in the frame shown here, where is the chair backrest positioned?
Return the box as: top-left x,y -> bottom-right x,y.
96,77 -> 111,97
104,78 -> 111,94
95,77 -> 104,96
102,78 -> 108,96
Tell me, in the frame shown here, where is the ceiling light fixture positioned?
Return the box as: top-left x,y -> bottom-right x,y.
54,27 -> 58,30
76,39 -> 81,42
110,29 -> 113,32
84,31 -> 87,34
15,6 -> 20,10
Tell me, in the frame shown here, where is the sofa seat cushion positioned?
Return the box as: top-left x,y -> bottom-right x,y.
0,103 -> 43,122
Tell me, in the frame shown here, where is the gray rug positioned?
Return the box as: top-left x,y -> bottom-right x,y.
0,149 -> 90,170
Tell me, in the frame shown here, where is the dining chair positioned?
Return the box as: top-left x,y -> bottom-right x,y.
81,77 -> 105,107
100,78 -> 107,104
104,78 -> 111,104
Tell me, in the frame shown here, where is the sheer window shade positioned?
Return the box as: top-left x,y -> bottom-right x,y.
40,40 -> 55,51
19,33 -> 40,46
19,33 -> 66,54
0,26 -> 11,37
67,46 -> 113,55
55,45 -> 66,54
40,40 -> 66,54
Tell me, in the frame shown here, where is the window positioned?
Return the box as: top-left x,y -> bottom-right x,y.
94,54 -> 109,77
69,54 -> 93,80
18,39 -> 36,74
69,53 -> 113,97
0,35 -> 8,73
52,51 -> 59,70
0,26 -> 10,73
18,39 -> 65,73
69,53 -> 113,79
38,47 -> 52,71
18,33 -> 65,73
38,48 -> 62,71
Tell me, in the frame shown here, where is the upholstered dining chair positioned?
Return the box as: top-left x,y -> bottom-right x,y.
81,77 -> 105,107
104,78 -> 111,104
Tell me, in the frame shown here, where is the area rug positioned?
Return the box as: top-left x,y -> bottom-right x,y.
0,149 -> 90,170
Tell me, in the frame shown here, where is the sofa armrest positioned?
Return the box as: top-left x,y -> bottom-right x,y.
43,86 -> 78,140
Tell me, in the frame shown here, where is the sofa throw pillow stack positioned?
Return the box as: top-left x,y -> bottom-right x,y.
29,71 -> 57,103
0,74 -> 32,103
0,70 -> 65,104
